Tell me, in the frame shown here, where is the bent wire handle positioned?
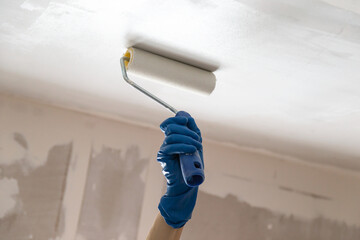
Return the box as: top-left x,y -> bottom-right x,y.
120,57 -> 178,114
120,57 -> 204,187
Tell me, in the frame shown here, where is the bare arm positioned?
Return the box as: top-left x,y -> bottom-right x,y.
146,213 -> 184,240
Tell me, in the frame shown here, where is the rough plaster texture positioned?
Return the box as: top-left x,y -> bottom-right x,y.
0,142 -> 72,240
0,94 -> 156,239
76,146 -> 148,240
0,0 -> 360,172
182,191 -> 360,240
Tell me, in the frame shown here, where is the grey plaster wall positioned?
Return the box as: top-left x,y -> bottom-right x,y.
0,95 -> 153,240
76,146 -> 148,240
0,138 -> 72,240
2,95 -> 360,240
182,191 -> 360,240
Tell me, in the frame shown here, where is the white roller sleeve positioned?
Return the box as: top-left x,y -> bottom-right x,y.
124,47 -> 216,95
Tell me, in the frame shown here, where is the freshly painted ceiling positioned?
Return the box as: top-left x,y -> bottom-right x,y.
0,0 -> 359,170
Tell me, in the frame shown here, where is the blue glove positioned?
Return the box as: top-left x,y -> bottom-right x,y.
157,113 -> 203,228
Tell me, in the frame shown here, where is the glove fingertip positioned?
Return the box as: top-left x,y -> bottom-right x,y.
160,117 -> 188,131
187,145 -> 197,153
187,118 -> 201,135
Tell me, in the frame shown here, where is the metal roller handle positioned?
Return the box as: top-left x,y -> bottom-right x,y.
120,57 -> 178,114
120,56 -> 205,187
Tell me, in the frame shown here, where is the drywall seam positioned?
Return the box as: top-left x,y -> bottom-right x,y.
61,139 -> 92,240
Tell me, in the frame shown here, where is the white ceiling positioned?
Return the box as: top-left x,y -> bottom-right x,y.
1,0 -> 360,171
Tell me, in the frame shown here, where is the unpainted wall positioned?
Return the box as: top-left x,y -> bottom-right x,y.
1,94 -> 360,240
0,142 -> 71,240
0,94 -> 155,240
76,146 -> 147,240
138,109 -> 360,239
182,191 -> 360,240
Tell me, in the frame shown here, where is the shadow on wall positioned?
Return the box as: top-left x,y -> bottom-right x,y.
182,191 -> 360,240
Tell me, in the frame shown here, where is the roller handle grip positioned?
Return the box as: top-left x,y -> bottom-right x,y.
176,111 -> 205,187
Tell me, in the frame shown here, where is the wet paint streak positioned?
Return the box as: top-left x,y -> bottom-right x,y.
279,185 -> 332,201
13,132 -> 28,149
223,173 -> 252,182
182,191 -> 360,240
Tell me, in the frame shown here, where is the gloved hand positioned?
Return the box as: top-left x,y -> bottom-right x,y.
157,112 -> 203,229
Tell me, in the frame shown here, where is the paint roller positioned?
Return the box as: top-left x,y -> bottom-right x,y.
120,47 -> 216,187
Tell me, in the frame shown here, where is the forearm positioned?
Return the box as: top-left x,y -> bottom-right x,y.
146,213 -> 184,240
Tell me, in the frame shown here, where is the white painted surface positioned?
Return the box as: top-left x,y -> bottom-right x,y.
0,0 -> 360,171
0,178 -> 19,219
